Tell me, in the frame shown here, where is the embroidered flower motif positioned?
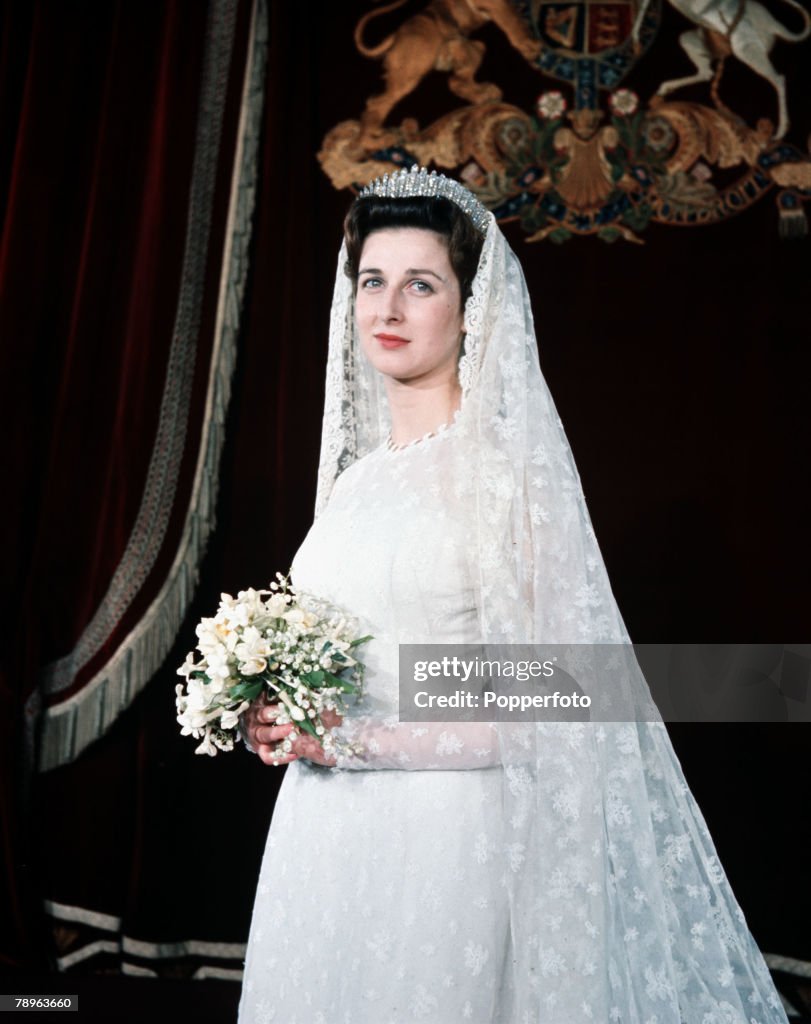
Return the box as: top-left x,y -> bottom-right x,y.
552,784 -> 582,822
644,963 -> 676,1001
539,945 -> 566,976
643,115 -> 676,153
610,88 -> 639,116
436,732 -> 464,756
530,504 -> 552,525
537,90 -> 567,119
574,583 -> 602,608
505,842 -> 527,873
463,941 -> 490,976
473,832 -> 492,865
409,984 -> 438,1018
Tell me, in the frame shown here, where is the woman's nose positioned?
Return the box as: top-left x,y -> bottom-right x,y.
377,294 -> 403,323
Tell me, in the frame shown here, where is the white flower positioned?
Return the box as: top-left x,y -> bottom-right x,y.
195,618 -> 224,656
195,728 -> 218,757
610,88 -> 639,116
235,625 -> 272,675
176,652 -> 202,679
278,691 -> 306,722
264,592 -> 290,617
537,90 -> 567,120
177,573 -> 369,757
235,587 -> 266,620
177,678 -> 217,731
282,607 -> 319,628
205,645 -> 233,682
220,701 -> 250,730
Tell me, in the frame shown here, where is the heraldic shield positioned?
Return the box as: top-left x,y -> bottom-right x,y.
318,0 -> 811,242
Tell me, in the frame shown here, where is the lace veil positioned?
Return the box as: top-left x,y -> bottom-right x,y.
313,188 -> 787,1023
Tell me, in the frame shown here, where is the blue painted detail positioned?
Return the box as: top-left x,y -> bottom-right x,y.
576,60 -> 596,108
599,67 -> 623,87
493,193 -> 535,220
372,148 -> 418,167
541,195 -> 566,220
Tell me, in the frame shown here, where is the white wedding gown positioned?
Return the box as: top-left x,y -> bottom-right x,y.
238,427 -> 786,1024
239,431 -> 518,1023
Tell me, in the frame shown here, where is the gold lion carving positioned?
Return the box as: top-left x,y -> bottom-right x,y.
354,0 -> 542,149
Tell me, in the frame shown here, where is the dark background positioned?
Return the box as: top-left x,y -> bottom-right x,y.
1,0 -> 809,1019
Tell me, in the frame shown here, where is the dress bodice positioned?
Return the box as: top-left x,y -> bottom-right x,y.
291,429 -> 478,714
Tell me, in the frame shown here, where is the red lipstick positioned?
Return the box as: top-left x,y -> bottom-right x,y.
374,333 -> 410,349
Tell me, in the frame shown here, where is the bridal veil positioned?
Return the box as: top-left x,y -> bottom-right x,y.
313,175 -> 787,1023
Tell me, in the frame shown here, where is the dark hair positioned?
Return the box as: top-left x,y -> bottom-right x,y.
343,195 -> 484,308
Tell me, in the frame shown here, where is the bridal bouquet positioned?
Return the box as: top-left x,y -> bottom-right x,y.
175,574 -> 370,757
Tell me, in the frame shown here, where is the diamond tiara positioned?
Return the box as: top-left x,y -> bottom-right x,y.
358,165 -> 490,235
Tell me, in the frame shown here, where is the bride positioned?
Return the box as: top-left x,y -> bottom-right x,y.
237,166 -> 787,1023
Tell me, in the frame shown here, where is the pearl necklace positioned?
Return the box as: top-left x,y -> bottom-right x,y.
385,421 -> 451,452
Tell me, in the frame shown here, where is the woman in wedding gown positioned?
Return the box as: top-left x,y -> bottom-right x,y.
237,167 -> 787,1024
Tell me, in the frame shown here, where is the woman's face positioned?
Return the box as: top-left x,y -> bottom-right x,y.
355,227 -> 464,388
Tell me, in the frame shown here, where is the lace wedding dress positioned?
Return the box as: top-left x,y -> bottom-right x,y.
239,187 -> 786,1023
239,431 -> 519,1024
238,426 -> 785,1024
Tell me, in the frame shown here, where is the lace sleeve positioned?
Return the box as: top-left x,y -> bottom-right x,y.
328,714 -> 501,770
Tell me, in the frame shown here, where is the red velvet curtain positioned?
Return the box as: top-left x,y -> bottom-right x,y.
1,0 -> 255,969
1,0 -> 809,996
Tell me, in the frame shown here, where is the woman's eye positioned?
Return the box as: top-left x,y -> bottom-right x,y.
409,279 -> 434,294
361,277 -> 383,289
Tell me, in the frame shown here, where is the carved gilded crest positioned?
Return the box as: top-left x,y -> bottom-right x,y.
319,0 -> 811,241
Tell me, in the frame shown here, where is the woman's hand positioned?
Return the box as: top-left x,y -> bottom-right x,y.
293,707 -> 343,767
242,700 -> 343,768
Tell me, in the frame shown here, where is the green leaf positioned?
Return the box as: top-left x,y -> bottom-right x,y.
548,227 -> 572,244
228,680 -> 263,702
349,635 -> 373,648
297,719 -> 318,740
334,677 -> 360,692
621,202 -> 652,232
597,226 -> 622,243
